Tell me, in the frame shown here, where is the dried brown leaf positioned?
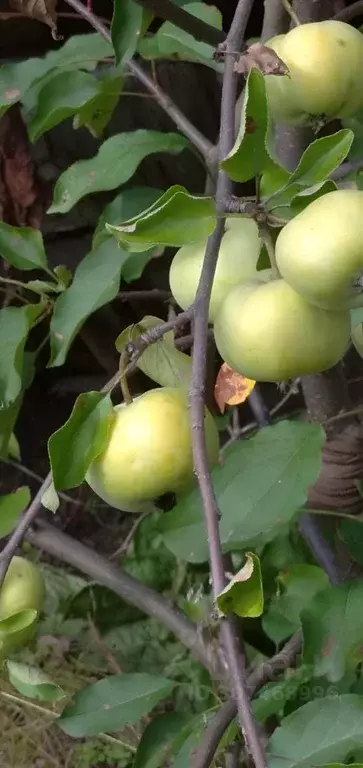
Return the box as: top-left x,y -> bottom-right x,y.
9,0 -> 61,39
234,43 -> 290,77
214,362 -> 255,413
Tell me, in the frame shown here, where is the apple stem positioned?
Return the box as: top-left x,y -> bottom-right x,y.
119,349 -> 133,405
258,224 -> 279,277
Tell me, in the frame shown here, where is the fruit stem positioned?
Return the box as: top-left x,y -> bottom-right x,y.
258,224 -> 279,277
119,349 -> 133,405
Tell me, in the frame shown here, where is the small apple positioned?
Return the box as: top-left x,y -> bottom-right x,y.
0,556 -> 45,658
275,189 -> 363,309
214,278 -> 350,382
266,21 -> 363,125
86,387 -> 219,511
169,217 -> 265,322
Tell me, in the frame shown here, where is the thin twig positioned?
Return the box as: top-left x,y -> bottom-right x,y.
298,514 -> 342,587
63,0 -> 214,162
1,458 -> 83,508
118,289 -> 172,302
324,406 -> 363,426
192,632 -> 302,768
26,523 -> 225,681
331,159 -> 363,181
110,511 -> 149,559
189,0 -> 266,765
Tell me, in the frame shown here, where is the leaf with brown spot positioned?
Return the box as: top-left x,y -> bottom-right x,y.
234,43 -> 289,77
9,0 -> 60,40
214,362 -> 255,413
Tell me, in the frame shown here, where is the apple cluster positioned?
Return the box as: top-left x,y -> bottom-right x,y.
170,188 -> 363,383
86,20 -> 363,514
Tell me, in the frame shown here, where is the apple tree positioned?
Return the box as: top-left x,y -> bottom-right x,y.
1,0 -> 363,766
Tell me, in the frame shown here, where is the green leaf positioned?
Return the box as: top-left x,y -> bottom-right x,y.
48,392 -> 113,490
0,222 -> 48,271
290,180 -> 337,217
0,397 -> 22,459
93,187 -> 163,281
93,187 -> 163,249
138,2 -> 222,71
0,303 -> 44,407
25,279 -> 62,295
289,130 -> 353,187
0,609 -> 37,636
221,68 -> 280,182
48,131 -> 189,214
267,695 -> 363,768
73,76 -> 123,138
338,518 -> 363,565
28,71 -> 100,142
106,185 -> 216,250
264,130 -> 353,210
7,432 -> 20,460
263,565 -> 329,645
134,712 -> 196,768
58,673 -> 174,737
49,239 -> 127,367
46,33 -> 113,70
217,552 -> 263,618
20,35 -> 114,115
301,580 -> 363,682
41,480 -> 59,514
161,420 -> 324,563
111,0 -> 143,66
54,265 -> 72,289
253,666 -> 313,723
0,58 -> 54,117
0,487 -> 30,538
116,315 -> 192,388
7,661 -> 64,702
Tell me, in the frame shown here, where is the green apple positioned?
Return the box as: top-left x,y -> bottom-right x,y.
214,278 -> 350,382
275,189 -> 363,309
169,217 -> 264,322
0,556 -> 45,658
266,21 -> 363,125
86,387 -> 219,511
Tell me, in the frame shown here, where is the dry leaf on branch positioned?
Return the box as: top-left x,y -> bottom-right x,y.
234,43 -> 290,77
214,362 -> 255,413
9,0 -> 61,40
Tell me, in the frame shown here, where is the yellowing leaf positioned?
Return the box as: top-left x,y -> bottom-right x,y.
216,552 -> 264,618
214,362 -> 255,413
